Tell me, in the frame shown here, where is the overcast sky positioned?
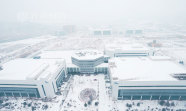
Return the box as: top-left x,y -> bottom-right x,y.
0,0 -> 186,25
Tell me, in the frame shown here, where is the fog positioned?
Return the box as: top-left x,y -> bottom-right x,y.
0,0 -> 186,42
0,0 -> 186,25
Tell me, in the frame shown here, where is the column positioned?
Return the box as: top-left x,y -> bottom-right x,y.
179,96 -> 181,100
168,96 -> 171,100
4,92 -> 6,97
159,95 -> 161,100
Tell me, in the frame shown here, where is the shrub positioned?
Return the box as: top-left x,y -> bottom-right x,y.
84,103 -> 87,107
126,103 -> 132,108
0,100 -> 3,104
95,102 -> 99,106
23,102 -> 27,106
137,102 -> 140,107
162,108 -> 166,111
165,101 -> 170,107
28,103 -> 32,107
88,101 -> 91,105
43,105 -> 48,110
32,106 -> 36,111
170,102 -> 175,107
159,100 -> 165,106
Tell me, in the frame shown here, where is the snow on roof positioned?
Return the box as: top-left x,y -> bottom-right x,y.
105,43 -> 150,52
0,58 -> 64,80
109,57 -> 186,81
72,50 -> 103,60
39,50 -> 74,63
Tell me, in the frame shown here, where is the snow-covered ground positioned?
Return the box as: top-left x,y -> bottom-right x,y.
61,75 -> 100,111
116,100 -> 186,111
0,35 -> 59,63
0,97 -> 55,111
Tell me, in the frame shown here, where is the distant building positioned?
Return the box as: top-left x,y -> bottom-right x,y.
125,29 -> 143,36
55,31 -> 66,36
92,28 -> 112,36
94,31 -> 102,36
63,25 -> 76,34
148,40 -> 162,47
109,56 -> 186,100
0,59 -> 67,98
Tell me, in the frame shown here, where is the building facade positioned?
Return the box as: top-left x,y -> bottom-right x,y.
0,59 -> 67,98
112,81 -> 186,100
69,51 -> 108,74
109,57 -> 186,101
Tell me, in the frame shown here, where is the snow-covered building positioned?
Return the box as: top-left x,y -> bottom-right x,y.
37,50 -> 108,74
71,50 -> 108,74
105,43 -> 153,57
0,58 -> 67,98
109,56 -> 186,100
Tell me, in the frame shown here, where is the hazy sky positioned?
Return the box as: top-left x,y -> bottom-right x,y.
0,0 -> 186,25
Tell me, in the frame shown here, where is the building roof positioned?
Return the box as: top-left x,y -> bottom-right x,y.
39,50 -> 74,63
0,58 -> 64,80
109,57 -> 186,81
72,50 -> 103,60
105,43 -> 150,52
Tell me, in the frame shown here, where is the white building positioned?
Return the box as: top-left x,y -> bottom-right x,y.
105,43 -> 153,57
0,58 -> 67,98
38,50 -> 108,74
109,56 -> 186,100
71,50 -> 108,74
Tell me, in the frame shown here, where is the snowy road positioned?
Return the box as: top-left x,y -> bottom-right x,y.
98,74 -> 113,111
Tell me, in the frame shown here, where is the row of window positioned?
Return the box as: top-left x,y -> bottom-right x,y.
67,67 -> 80,73
118,89 -> 186,100
0,92 -> 39,98
67,67 -> 107,74
0,87 -> 40,98
72,58 -> 104,67
118,95 -> 186,100
114,53 -> 148,57
56,70 -> 65,88
118,89 -> 186,96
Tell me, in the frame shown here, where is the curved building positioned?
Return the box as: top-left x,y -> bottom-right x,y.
71,50 -> 108,74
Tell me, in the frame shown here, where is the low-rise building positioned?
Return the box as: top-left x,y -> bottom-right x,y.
109,56 -> 186,100
38,50 -> 108,74
105,44 -> 153,57
0,58 -> 66,98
